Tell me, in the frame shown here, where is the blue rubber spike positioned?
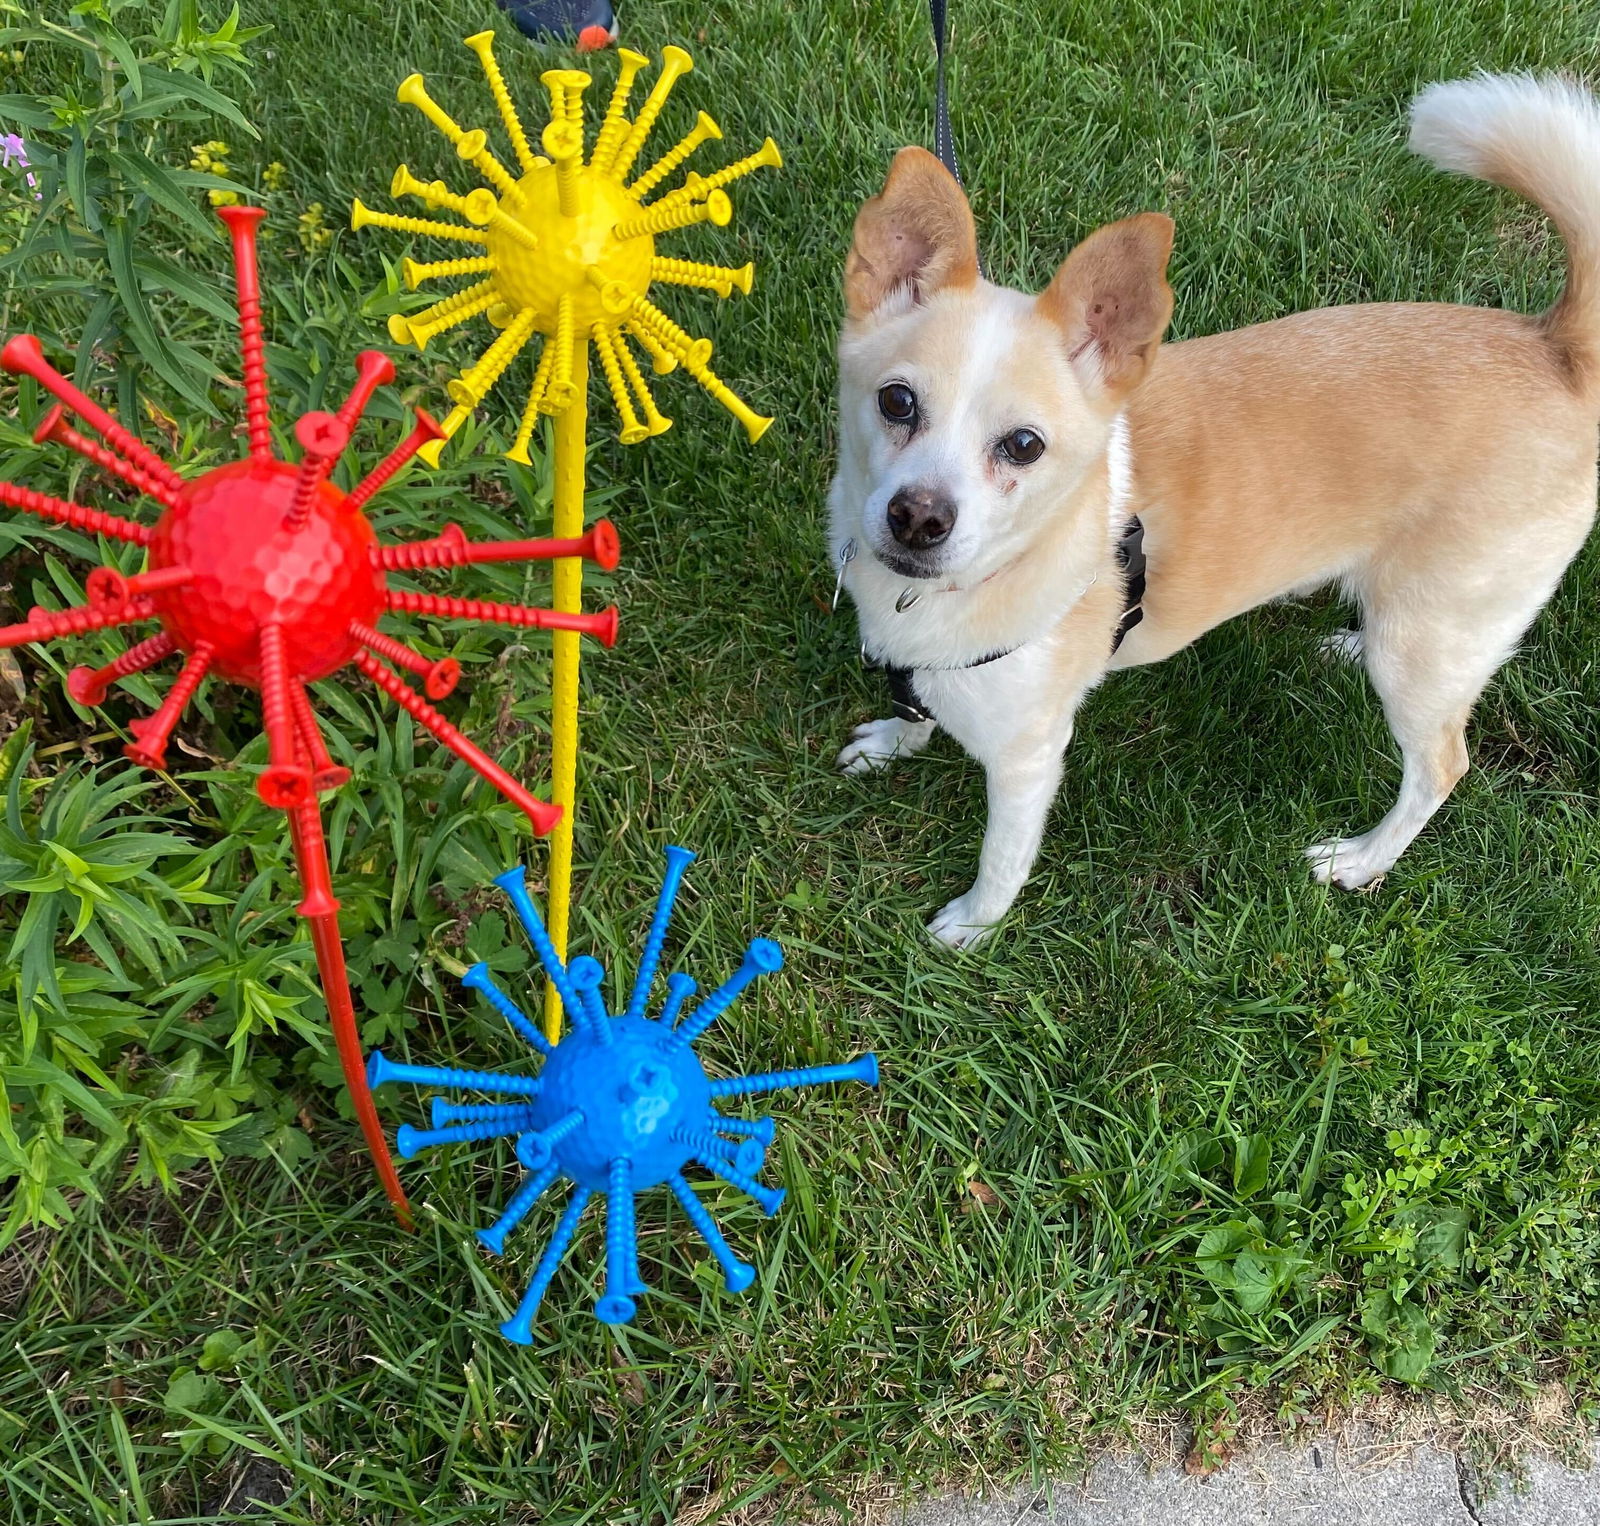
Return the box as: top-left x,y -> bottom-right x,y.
566,956 -> 613,1044
478,1160 -> 561,1254
432,1097 -> 542,1128
708,1053 -> 880,1100
516,1109 -> 585,1170
665,939 -> 784,1051
397,1113 -> 541,1160
595,1158 -> 638,1325
661,972 -> 697,1028
714,1114 -> 777,1145
462,963 -> 554,1058
500,1186 -> 592,1346
690,1150 -> 787,1217
667,1172 -> 756,1294
366,1050 -> 544,1096
493,866 -> 587,1020
673,1126 -> 765,1177
624,846 -> 696,1021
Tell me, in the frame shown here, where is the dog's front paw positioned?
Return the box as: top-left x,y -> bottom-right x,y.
1305,836 -> 1390,890
927,894 -> 998,949
837,716 -> 934,776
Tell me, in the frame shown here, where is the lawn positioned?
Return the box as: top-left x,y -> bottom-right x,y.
6,0 -> 1600,1521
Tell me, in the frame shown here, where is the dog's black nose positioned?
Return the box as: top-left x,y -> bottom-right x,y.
886,486 -> 956,550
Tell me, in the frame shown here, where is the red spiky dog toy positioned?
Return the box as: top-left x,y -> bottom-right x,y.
0,205 -> 621,1223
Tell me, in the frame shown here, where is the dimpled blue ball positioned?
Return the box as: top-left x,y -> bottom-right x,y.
529,1017 -> 710,1191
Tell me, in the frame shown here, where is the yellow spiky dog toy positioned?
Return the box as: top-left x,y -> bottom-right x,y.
354,38 -> 780,1038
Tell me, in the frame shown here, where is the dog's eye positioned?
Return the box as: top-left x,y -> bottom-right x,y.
878,382 -> 918,425
999,428 -> 1045,466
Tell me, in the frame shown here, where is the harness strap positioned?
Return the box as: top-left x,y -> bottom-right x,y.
1110,514 -> 1146,653
872,515 -> 1147,723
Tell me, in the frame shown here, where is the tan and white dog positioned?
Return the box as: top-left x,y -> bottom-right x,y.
829,73 -> 1600,947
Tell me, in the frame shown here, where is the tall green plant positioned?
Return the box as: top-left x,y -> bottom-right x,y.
0,0 -> 264,414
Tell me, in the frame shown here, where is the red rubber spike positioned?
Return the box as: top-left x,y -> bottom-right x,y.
85,564 -> 193,608
289,679 -> 350,790
345,409 -> 446,512
216,205 -> 274,459
348,618 -> 459,700
335,350 -> 397,432
34,406 -> 182,512
352,648 -> 562,835
285,796 -> 414,1228
67,632 -> 177,707
0,335 -> 185,495
256,623 -> 313,808
376,518 -> 621,573
0,596 -> 156,651
284,412 -> 349,535
0,480 -> 152,546
124,641 -> 213,771
383,589 -> 620,648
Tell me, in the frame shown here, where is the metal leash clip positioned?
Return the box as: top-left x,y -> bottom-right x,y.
832,537 -> 857,612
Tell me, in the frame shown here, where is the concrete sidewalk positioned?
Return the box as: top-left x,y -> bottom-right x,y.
902,1432 -> 1600,1525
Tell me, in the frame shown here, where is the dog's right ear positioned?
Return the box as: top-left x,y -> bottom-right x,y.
844,147 -> 980,320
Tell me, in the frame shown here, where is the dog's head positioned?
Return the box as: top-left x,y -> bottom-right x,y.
836,147 -> 1174,582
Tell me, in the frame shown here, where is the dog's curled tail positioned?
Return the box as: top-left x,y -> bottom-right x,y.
1411,71 -> 1600,388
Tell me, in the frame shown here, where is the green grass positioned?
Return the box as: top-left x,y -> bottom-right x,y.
8,0 -> 1600,1520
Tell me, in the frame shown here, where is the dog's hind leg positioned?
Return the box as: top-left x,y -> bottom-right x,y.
1304,565 -> 1564,889
837,715 -> 936,775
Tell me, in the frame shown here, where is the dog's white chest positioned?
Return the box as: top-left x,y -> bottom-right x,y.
911,642 -> 1066,761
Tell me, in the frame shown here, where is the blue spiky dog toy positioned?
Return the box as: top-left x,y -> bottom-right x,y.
365,847 -> 879,1342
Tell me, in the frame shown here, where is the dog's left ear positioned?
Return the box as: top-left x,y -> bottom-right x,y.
1038,213 -> 1174,402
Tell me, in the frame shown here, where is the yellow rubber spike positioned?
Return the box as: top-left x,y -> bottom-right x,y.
590,323 -> 649,444
454,128 -> 518,196
487,203 -> 540,251
624,318 -> 678,375
396,73 -> 518,196
390,165 -> 494,225
351,198 -> 488,244
402,253 -> 496,290
627,111 -> 721,201
390,280 -> 499,349
464,31 -> 539,175
385,279 -> 492,348
650,256 -> 753,298
542,294 -> 578,415
448,307 -> 538,406
628,293 -> 711,367
612,327 -> 672,435
396,72 -> 467,140
613,188 -> 730,242
417,402 -> 472,468
681,351 -> 774,443
390,163 -> 449,206
541,69 -> 590,130
695,138 -> 784,197
608,46 -> 694,184
590,48 -> 649,174
506,343 -> 559,464
542,119 -> 584,219
652,138 -> 782,215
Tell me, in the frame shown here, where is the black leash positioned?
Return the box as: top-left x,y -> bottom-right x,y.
929,0 -> 963,186
927,0 -> 985,277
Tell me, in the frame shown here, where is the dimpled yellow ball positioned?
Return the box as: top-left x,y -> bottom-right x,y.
352,37 -> 780,466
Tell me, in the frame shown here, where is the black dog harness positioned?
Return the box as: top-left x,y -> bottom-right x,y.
872,516 -> 1147,725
